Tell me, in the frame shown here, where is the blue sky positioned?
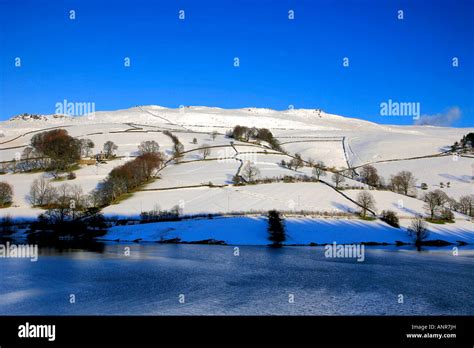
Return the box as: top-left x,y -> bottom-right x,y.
0,0 -> 473,126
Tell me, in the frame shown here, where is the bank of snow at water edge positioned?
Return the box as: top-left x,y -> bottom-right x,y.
103,216 -> 474,245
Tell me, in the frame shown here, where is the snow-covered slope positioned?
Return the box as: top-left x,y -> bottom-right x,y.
2,105 -> 470,163
1,105 -> 472,243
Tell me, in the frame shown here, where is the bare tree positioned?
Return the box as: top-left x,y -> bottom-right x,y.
103,141 -> 118,159
244,127 -> 257,141
20,146 -> 35,169
138,140 -> 160,155
446,197 -> 457,210
291,153 -> 304,171
0,163 -> 9,175
0,182 -> 13,207
172,142 -> 184,161
241,161 -> 260,182
0,215 -> 13,235
458,195 -> 474,216
312,161 -> 326,180
390,171 -> 416,196
54,184 -> 74,221
199,145 -> 211,159
19,146 -> 49,172
29,177 -> 57,207
360,165 -> 380,187
13,147 -> 36,173
69,184 -> 86,211
407,215 -> 429,246
92,153 -> 163,206
380,210 -> 399,228
356,191 -> 376,218
331,172 -> 346,189
423,189 -> 449,219
79,138 -> 95,158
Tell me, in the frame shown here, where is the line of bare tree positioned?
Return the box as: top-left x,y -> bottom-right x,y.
163,131 -> 184,161
92,152 -> 164,206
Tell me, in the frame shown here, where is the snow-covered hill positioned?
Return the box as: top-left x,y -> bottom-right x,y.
1,105 -> 472,244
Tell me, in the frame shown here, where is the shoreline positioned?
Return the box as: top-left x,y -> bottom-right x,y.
99,215 -> 473,247
96,237 -> 472,249
4,215 -> 473,248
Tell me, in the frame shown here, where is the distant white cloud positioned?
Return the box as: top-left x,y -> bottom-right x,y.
414,107 -> 461,126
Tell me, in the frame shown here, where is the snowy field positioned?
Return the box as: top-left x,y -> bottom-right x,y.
370,155 -> 473,199
105,216 -> 474,245
1,105 -> 473,243
102,183 -> 361,217
279,139 -> 348,169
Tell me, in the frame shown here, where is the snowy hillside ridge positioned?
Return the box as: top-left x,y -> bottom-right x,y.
2,105 -> 471,133
2,105 -> 394,129
7,113 -> 74,122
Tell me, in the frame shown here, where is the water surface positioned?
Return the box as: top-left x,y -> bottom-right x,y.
0,243 -> 472,315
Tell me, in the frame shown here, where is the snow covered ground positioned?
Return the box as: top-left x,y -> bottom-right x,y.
1,105 -> 473,243
104,216 -> 474,245
370,155 -> 473,199
278,139 -> 348,169
102,183 -> 361,217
